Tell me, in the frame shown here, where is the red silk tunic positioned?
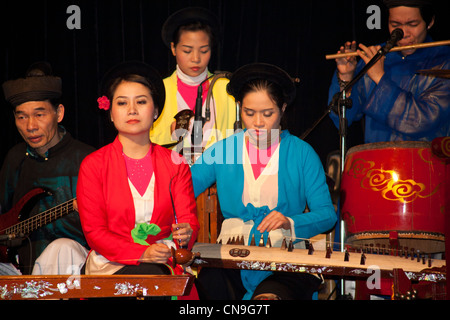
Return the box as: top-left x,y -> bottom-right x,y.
77,137 -> 199,265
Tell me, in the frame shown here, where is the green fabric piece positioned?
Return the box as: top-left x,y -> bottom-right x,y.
131,223 -> 173,245
131,223 -> 179,299
131,223 -> 160,245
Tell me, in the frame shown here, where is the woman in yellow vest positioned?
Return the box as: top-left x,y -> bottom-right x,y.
150,7 -> 236,158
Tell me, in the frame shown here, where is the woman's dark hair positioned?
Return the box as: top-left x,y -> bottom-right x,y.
106,74 -> 160,111
237,79 -> 288,127
172,21 -> 215,47
237,79 -> 286,108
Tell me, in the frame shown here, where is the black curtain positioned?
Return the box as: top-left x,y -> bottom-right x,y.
1,0 -> 449,166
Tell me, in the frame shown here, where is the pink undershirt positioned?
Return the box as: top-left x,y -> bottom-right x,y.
246,140 -> 279,180
123,146 -> 153,197
177,77 -> 210,111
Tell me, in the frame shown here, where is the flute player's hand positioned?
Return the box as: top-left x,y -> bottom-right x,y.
336,41 -> 357,82
357,43 -> 385,84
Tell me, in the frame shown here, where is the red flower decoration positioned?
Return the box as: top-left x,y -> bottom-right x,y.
97,96 -> 110,110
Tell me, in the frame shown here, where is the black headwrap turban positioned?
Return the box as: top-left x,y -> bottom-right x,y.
2,62 -> 62,107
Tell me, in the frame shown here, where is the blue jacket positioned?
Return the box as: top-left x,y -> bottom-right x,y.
329,36 -> 450,143
191,130 -> 337,299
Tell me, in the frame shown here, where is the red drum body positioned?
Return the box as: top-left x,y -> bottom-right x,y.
341,141 -> 447,253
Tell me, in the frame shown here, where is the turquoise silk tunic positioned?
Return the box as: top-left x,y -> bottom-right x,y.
190,130 -> 337,299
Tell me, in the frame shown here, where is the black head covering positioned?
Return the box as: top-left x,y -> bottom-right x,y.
383,0 -> 435,26
383,0 -> 433,8
227,63 -> 297,105
99,61 -> 165,115
2,62 -> 62,107
161,7 -> 220,47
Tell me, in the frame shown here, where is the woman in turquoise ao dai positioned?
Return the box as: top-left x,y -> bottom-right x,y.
190,63 -> 337,300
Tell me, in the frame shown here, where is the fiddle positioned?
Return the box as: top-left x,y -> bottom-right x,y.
169,174 -> 198,270
173,109 -> 194,155
171,246 -> 199,269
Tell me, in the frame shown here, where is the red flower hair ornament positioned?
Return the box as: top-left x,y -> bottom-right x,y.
97,96 -> 110,110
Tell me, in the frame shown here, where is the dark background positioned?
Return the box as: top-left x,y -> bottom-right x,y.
1,0 -> 449,167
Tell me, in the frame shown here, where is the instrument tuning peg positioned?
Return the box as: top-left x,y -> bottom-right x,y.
281,237 -> 287,250
325,245 -> 332,259
265,236 -> 272,248
344,249 -> 350,261
287,239 -> 294,252
308,243 -> 314,255
250,234 -> 256,246
258,237 -> 265,247
360,252 -> 366,265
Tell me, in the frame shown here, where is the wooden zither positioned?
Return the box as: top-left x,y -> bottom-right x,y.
0,274 -> 194,300
192,239 -> 446,282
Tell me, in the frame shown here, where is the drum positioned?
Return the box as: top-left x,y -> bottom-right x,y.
341,141 -> 447,254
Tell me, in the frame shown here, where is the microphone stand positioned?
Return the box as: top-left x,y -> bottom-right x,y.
191,84 -> 204,147
301,44 -> 396,299
336,45 -> 389,169
331,28 -> 403,160
191,72 -> 238,148
304,41 -> 396,172
186,73 -> 233,165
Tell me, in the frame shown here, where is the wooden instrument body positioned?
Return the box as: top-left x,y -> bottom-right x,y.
192,243 -> 446,282
0,188 -> 50,235
196,185 -> 222,243
0,274 -> 194,300
0,188 -> 76,264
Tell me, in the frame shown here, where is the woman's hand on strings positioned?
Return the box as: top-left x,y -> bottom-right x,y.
257,210 -> 291,233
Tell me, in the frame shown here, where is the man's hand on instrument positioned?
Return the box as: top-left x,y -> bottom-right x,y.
172,223 -> 193,247
336,41 -> 357,81
257,210 -> 291,233
357,43 -> 385,84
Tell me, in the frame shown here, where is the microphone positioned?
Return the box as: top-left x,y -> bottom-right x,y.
191,71 -> 234,145
382,28 -> 404,54
335,29 -> 404,104
191,85 -> 203,146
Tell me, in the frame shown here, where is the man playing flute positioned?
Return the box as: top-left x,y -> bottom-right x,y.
328,0 -> 450,143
